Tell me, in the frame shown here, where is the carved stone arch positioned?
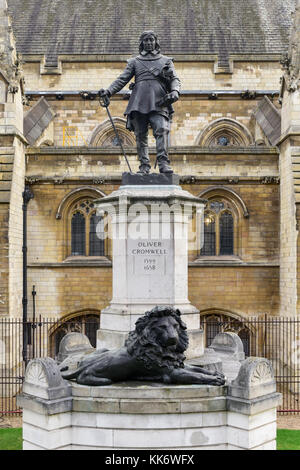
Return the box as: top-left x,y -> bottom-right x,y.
88,118 -> 135,147
196,118 -> 253,147
56,186 -> 106,220
198,187 -> 249,219
200,307 -> 248,322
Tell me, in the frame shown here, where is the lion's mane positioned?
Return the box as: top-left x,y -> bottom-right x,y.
125,306 -> 189,371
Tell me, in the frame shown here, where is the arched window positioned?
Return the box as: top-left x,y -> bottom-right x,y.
56,187 -> 109,260
88,118 -> 135,147
200,312 -> 252,357
201,200 -> 235,256
70,199 -> 106,257
196,118 -> 253,147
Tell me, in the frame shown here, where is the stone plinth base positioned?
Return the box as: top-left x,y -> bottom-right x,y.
95,183 -> 206,359
18,356 -> 282,451
121,172 -> 180,186
19,381 -> 281,450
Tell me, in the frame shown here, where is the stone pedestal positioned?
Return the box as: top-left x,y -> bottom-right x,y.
18,356 -> 282,450
95,175 -> 206,358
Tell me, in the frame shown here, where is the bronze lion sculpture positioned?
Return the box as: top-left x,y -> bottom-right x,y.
60,306 -> 225,386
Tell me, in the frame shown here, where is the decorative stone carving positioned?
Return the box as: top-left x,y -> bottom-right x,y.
227,177 -> 239,184
57,332 -> 94,363
25,361 -> 48,386
250,361 -> 273,386
93,178 -> 104,185
23,357 -> 71,400
241,90 -> 257,100
25,177 -> 40,184
228,357 -> 276,400
260,176 -> 280,185
209,332 -> 245,361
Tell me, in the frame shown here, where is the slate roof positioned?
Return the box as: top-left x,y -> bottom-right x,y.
7,0 -> 296,67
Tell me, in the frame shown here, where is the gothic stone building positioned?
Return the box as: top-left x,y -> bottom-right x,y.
0,0 -> 300,351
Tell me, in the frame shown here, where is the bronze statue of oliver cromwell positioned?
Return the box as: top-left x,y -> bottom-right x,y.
100,31 -> 181,174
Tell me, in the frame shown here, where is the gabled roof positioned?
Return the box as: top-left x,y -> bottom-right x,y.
7,0 -> 296,66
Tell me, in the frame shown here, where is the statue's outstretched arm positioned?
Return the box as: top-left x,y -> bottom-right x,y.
106,60 -> 135,96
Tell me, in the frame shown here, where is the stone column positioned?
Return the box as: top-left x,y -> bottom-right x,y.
95,175 -> 206,358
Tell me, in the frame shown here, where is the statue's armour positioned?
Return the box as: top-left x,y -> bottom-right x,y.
107,54 -> 181,121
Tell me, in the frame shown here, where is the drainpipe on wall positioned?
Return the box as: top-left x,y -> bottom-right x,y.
22,185 -> 34,366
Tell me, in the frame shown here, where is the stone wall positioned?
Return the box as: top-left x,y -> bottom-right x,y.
25,147 -> 280,319
23,61 -> 283,93
189,266 -> 279,315
27,267 -> 112,318
24,96 -> 271,148
22,58 -> 284,148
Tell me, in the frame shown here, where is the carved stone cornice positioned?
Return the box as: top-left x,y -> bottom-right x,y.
260,176 -> 280,185
0,0 -> 25,94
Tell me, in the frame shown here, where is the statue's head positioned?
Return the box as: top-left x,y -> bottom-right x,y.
139,31 -> 161,54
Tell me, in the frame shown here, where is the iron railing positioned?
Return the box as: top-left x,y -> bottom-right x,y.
0,315 -> 300,415
0,316 -> 99,415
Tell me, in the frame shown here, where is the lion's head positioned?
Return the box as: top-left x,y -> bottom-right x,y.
125,306 -> 189,371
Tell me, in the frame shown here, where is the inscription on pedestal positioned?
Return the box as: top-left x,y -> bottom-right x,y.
128,240 -> 170,276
